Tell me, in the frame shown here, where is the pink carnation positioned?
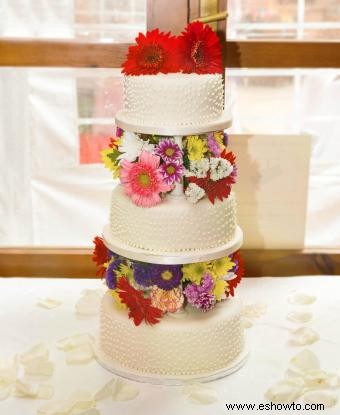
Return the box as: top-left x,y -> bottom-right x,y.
120,151 -> 172,207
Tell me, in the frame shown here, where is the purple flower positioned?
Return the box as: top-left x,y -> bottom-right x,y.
184,273 -> 216,312
230,258 -> 239,274
106,255 -> 123,289
207,132 -> 221,156
132,262 -> 153,288
155,138 -> 182,162
159,160 -> 183,185
116,126 -> 124,138
151,264 -> 183,291
223,132 -> 229,147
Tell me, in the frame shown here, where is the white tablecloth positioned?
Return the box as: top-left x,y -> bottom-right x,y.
1,276 -> 340,414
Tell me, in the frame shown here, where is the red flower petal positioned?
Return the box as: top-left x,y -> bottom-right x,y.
122,29 -> 180,75
117,277 -> 163,326
227,251 -> 245,297
177,21 -> 222,74
187,172 -> 231,204
92,236 -> 109,267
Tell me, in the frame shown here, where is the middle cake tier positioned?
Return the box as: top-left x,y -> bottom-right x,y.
110,184 -> 237,253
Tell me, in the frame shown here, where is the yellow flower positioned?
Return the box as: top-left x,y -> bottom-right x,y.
213,131 -> 226,151
186,135 -> 207,161
110,290 -> 127,310
210,257 -> 235,278
182,261 -> 209,284
116,263 -> 134,281
213,279 -> 228,301
101,148 -> 121,178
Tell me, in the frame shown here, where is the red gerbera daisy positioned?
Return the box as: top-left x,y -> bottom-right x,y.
117,277 -> 163,326
122,29 -> 179,75
227,251 -> 245,297
177,21 -> 222,74
92,236 -> 109,267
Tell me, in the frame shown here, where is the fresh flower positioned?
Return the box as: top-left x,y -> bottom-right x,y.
132,262 -> 153,288
110,290 -> 127,310
213,279 -> 228,301
116,126 -> 124,138
108,136 -> 121,150
151,264 -> 183,291
150,286 -> 184,313
184,182 -> 205,204
159,160 -> 183,185
182,261 -> 209,284
101,148 -> 121,179
155,138 -> 182,162
177,21 -> 222,74
105,255 -> 124,289
223,131 -> 229,147
210,256 -> 235,278
207,132 -> 221,156
186,135 -> 207,161
118,131 -> 155,162
226,251 -> 244,297
213,131 -> 226,149
117,277 -> 163,326
120,151 -> 172,207
92,236 -> 109,277
189,159 -> 210,178
184,273 -> 216,311
209,157 -> 234,181
122,29 -> 179,75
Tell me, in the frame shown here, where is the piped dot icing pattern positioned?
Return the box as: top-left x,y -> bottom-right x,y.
110,186 -> 237,253
98,292 -> 245,377
120,74 -> 224,127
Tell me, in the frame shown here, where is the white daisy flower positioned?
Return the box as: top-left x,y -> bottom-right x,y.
118,131 -> 155,162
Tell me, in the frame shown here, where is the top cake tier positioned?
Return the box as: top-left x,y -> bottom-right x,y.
115,74 -> 232,136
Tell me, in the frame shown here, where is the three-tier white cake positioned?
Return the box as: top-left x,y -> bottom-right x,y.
93,22 -> 247,383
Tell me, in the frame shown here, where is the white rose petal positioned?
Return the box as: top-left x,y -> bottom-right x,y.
290,327 -> 319,346
287,292 -> 316,305
242,303 -> 267,318
304,370 -> 340,389
183,383 -> 218,405
289,349 -> 320,374
24,359 -> 54,377
93,378 -> 116,401
57,333 -> 94,351
37,298 -> 62,309
20,343 -> 49,364
304,390 -> 339,408
14,379 -> 53,400
65,343 -> 93,365
112,379 -> 139,401
287,311 -> 313,323
265,379 -> 304,403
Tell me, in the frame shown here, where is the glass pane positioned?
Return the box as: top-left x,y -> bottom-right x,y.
228,0 -> 340,40
0,0 -> 146,41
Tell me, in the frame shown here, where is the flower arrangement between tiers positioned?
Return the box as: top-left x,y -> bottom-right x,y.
92,236 -> 244,326
101,128 -> 237,207
122,22 -> 222,75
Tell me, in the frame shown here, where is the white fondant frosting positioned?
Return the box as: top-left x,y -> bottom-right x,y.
98,291 -> 245,378
115,74 -> 229,134
110,185 -> 237,253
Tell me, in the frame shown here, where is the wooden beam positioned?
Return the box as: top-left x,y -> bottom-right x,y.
1,249 -> 340,278
227,40 -> 340,68
1,39 -> 340,68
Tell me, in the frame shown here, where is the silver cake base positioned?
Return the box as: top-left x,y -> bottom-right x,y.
94,341 -> 249,386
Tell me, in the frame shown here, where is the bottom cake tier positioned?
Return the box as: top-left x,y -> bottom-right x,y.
96,291 -> 247,383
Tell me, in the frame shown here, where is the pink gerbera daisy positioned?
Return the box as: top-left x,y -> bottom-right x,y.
120,151 -> 172,207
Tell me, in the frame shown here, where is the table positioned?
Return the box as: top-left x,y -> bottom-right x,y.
1,276 -> 340,414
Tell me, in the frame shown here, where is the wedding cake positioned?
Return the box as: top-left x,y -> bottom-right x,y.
93,22 -> 246,383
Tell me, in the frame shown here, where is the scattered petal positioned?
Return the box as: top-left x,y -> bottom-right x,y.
241,318 -> 253,329
287,311 -> 313,324
0,357 -> 18,384
304,370 -> 340,389
76,291 -> 101,316
20,343 -> 49,364
183,383 -> 218,405
93,378 -> 116,401
24,359 -> 54,377
70,391 -> 96,411
112,379 -> 140,401
0,384 -> 12,401
65,344 -> 93,365
38,400 -> 74,415
304,390 -> 339,408
290,327 -> 319,346
288,292 -> 316,305
289,349 -> 320,374
37,298 -> 62,309
38,392 -> 96,415
57,334 -> 94,351
265,379 -> 304,403
242,303 -> 267,318
14,379 -> 53,399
